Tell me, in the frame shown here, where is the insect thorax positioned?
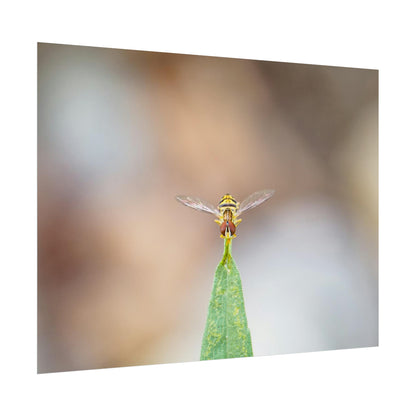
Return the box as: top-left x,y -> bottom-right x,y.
221,208 -> 234,222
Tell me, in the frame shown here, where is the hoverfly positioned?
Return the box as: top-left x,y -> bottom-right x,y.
175,189 -> 275,239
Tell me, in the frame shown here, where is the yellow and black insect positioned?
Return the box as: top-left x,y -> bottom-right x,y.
176,190 -> 275,239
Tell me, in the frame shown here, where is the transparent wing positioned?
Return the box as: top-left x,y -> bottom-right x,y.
175,195 -> 220,216
237,189 -> 275,215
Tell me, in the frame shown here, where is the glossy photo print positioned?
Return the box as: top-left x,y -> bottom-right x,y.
38,43 -> 378,373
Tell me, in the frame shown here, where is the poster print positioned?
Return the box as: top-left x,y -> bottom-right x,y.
38,43 -> 378,373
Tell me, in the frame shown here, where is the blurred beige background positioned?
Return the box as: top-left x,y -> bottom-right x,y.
38,43 -> 378,373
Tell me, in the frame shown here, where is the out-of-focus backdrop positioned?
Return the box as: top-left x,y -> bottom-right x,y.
38,43 -> 378,373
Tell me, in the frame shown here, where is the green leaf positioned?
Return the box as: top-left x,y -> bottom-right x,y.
200,238 -> 253,360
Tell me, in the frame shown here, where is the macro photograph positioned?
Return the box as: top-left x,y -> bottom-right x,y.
37,43 -> 378,373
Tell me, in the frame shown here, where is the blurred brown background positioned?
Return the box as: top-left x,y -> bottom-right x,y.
38,43 -> 378,373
